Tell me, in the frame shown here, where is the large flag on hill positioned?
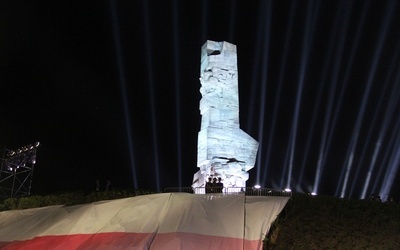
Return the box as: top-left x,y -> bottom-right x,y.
0,193 -> 289,250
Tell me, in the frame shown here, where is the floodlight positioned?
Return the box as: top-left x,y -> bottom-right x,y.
284,188 -> 291,192
1,142 -> 40,198
253,184 -> 261,189
30,155 -> 36,164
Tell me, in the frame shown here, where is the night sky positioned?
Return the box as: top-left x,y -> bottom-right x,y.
1,0 -> 400,200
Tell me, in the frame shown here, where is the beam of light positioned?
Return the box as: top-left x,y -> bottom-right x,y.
286,0 -> 318,190
358,44 -> 400,199
262,1 -> 297,187
312,0 -> 353,195
351,79 -> 390,198
339,1 -> 395,198
109,0 -> 137,189
302,4 -> 343,190
246,2 -> 270,132
371,84 -> 400,195
143,1 -> 160,192
299,0 -> 341,189
297,87 -> 321,189
255,0 -> 272,185
172,0 -> 182,188
318,2 -> 369,196
351,89 -> 385,198
280,141 -> 292,188
379,130 -> 400,202
372,113 -> 400,194
377,66 -> 400,201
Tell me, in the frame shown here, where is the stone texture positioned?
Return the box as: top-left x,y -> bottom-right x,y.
192,41 -> 259,191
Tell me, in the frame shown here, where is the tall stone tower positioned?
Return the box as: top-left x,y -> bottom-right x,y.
192,40 -> 259,192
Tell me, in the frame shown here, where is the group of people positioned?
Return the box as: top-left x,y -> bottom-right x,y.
205,177 -> 224,193
370,193 -> 398,203
96,179 -> 111,192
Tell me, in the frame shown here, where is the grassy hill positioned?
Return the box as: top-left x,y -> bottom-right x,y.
265,193 -> 400,249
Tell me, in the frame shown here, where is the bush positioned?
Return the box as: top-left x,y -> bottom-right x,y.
264,193 -> 400,249
4,198 -> 18,210
0,188 -> 151,210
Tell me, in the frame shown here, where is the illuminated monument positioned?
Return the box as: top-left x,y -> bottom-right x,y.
192,41 -> 259,192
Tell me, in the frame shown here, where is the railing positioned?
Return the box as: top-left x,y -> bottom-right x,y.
163,187 -> 292,197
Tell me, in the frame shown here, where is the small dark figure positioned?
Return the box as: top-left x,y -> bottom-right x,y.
205,177 -> 213,194
370,193 -> 382,202
386,197 -> 395,203
217,177 -> 223,193
105,180 -> 111,191
212,178 -> 217,193
96,179 -> 100,192
369,193 -> 375,201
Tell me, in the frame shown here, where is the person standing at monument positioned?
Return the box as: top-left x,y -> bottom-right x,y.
217,177 -> 224,193
205,177 -> 213,193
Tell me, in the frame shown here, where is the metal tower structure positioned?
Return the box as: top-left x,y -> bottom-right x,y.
0,142 -> 40,198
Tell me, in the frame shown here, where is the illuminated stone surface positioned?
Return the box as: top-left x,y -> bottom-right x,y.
192,41 -> 259,191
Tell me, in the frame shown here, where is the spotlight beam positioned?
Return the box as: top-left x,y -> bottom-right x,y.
321,2 -> 369,196
109,0 -> 138,189
313,0 -> 353,194
262,1 -> 297,187
286,0 -> 319,189
305,5 -> 341,191
255,0 -> 272,185
377,68 -> 400,201
379,127 -> 400,201
143,1 -> 161,192
339,1 -> 395,198
350,84 -> 386,198
246,1 -> 271,132
372,114 -> 400,193
358,43 -> 400,199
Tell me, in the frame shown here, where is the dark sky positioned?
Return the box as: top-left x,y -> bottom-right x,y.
1,0 -> 400,200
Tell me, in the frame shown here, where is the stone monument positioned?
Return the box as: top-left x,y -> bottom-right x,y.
192,40 -> 259,193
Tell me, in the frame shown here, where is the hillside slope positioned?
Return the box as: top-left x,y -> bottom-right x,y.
265,194 -> 400,249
